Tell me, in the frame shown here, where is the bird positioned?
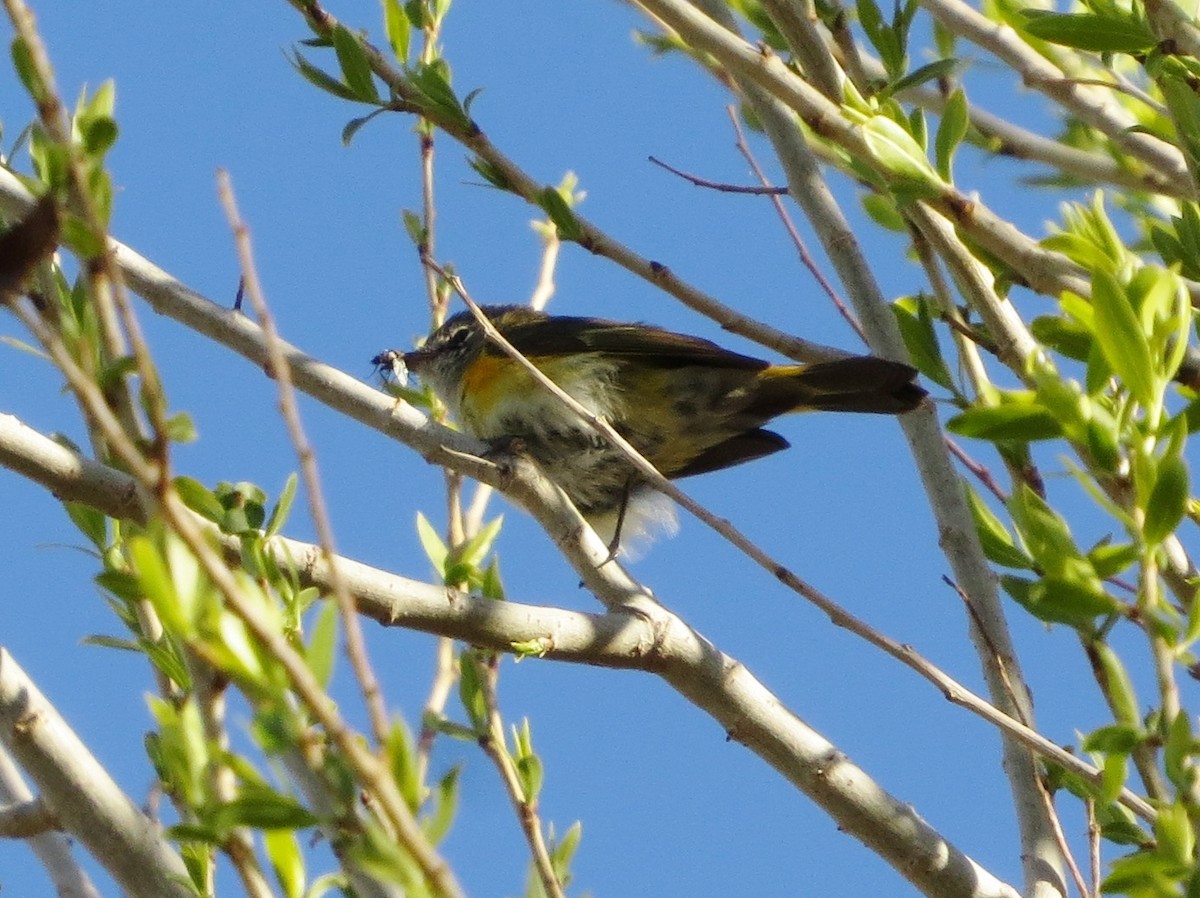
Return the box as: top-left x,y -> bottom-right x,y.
375,305 -> 925,549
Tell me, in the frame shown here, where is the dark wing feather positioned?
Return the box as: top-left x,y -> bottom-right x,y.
490,307 -> 768,371
670,429 -> 790,478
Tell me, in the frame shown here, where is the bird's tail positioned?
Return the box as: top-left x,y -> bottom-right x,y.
757,356 -> 926,416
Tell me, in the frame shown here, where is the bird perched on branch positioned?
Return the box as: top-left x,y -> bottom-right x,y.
375,305 -> 925,550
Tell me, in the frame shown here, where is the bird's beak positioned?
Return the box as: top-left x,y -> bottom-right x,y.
401,347 -> 433,374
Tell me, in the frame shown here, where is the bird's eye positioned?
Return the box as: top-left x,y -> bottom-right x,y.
444,325 -> 471,348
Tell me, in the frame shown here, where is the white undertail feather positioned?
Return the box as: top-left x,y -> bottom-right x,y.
588,489 -> 680,558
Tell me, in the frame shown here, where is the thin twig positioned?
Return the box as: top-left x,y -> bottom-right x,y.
1086,798 -> 1101,898
471,654 -> 567,898
409,11 -> 467,792
1063,76 -> 1167,117
416,640 -> 458,790
726,106 -> 866,343
648,154 -> 787,194
945,577 -> 1084,897
1035,777 -> 1090,898
217,171 -> 394,753
193,667 -> 274,898
946,438 -> 1008,503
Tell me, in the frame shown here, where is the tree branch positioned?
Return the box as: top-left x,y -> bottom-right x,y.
0,649 -> 192,898
0,395 -> 1030,897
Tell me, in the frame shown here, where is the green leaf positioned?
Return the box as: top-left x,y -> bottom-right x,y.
551,821 -> 583,879
856,0 -> 906,75
458,654 -> 488,731
463,86 -> 484,116
1029,366 -> 1093,440
888,58 -> 960,99
538,186 -> 584,242
64,500 -> 108,549
1091,269 -> 1157,409
288,50 -> 360,102
210,604 -> 270,688
264,473 -> 298,538
60,214 -> 104,258
404,0 -> 429,29
1156,801 -> 1196,865
891,295 -> 954,389
1021,11 -> 1156,52
169,823 -> 222,845
141,636 -> 192,690
1083,723 -> 1142,753
96,569 -> 142,602
947,403 -> 1063,441
79,78 -> 115,119
517,751 -> 543,806
341,108 -> 387,146
964,486 -> 1036,570
415,512 -> 449,576
1093,643 -> 1140,726
511,718 -> 543,802
163,411 -> 197,444
480,557 -> 505,600
1087,541 -> 1138,578
387,718 -> 421,811
149,695 -> 210,807
129,534 -> 186,632
1157,203 -> 1200,280
1163,712 -> 1195,792
424,765 -> 460,844
1031,314 -> 1092,361
856,0 -> 886,53
408,60 -> 468,127
304,872 -> 348,898
862,115 -> 942,191
1151,224 -> 1188,277
383,0 -> 411,62
346,821 -> 424,886
331,25 -> 380,103
264,829 -> 306,898
82,634 -> 140,652
401,209 -> 426,247
1103,849 -> 1177,894
10,37 -> 47,102
511,638 -> 550,658
1009,485 -> 1078,568
1006,487 -> 1117,623
933,87 -> 968,181
1006,574 -> 1117,625
305,599 -> 338,688
1144,451 -> 1189,544
1098,750 -> 1129,806
1096,803 -> 1149,847
80,116 -> 118,157
211,792 -> 319,831
860,193 -> 906,232
453,515 -> 503,570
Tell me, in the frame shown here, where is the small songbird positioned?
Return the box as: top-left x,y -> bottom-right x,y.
375,305 -> 924,546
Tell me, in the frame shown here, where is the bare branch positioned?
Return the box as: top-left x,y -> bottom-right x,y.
0,746 -> 100,898
0,650 -> 192,898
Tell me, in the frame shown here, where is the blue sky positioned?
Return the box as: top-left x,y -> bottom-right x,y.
0,3 -> 1144,896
